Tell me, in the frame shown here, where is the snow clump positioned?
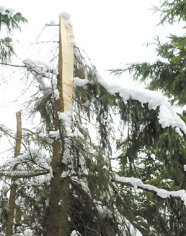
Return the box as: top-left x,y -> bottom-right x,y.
60,12 -> 71,27
74,77 -> 88,87
24,229 -> 32,236
70,230 -> 81,236
98,75 -> 186,135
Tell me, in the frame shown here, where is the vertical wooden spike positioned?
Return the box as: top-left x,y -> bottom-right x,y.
59,15 -> 74,112
6,112 -> 22,236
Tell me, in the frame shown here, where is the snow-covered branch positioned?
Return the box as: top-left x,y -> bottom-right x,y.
74,77 -> 88,87
0,169 -> 50,179
0,62 -> 26,68
1,148 -> 50,171
23,58 -> 57,76
115,174 -> 186,206
98,75 -> 186,135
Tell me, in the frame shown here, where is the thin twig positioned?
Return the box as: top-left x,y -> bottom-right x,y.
0,62 -> 26,68
0,147 -> 14,155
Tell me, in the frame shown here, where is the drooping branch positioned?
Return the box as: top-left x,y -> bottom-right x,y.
97,75 -> 186,135
0,61 -> 56,79
115,174 -> 186,206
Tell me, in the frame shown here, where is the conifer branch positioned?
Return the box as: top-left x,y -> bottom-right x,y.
0,169 -> 50,179
115,174 -> 186,206
0,62 -> 26,68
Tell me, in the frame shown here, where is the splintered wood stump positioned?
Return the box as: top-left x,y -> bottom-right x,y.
6,112 -> 22,236
59,15 -> 74,112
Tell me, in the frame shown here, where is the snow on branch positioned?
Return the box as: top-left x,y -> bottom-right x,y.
23,58 -> 58,96
115,174 -> 186,206
74,77 -> 88,87
0,169 -> 50,179
23,58 -> 57,77
0,124 -> 14,139
1,148 -> 50,170
98,75 -> 186,135
70,230 -> 81,236
0,149 -> 51,179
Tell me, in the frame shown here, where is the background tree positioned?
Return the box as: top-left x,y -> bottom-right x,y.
111,0 -> 186,234
112,0 -> 186,106
0,6 -> 27,62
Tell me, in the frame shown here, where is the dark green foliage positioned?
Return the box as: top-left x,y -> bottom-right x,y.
74,56 -> 117,154
111,0 -> 186,234
0,48 -> 133,235
112,0 -> 186,106
0,37 -> 14,61
0,9 -> 27,31
0,1 -> 186,235
34,93 -> 54,130
73,54 -> 186,233
120,34 -> 186,105
0,8 -> 27,62
158,0 -> 186,24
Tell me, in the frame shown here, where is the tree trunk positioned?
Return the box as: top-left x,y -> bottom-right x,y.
44,15 -> 73,236
44,140 -> 69,235
6,111 -> 22,236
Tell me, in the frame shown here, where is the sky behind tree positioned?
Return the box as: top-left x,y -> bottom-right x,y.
0,0 -> 184,130
1,0 -> 183,70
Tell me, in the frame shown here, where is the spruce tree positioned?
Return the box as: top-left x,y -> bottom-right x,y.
0,1 -> 186,235
0,7 -> 27,62
112,0 -> 186,106
111,0 -> 186,234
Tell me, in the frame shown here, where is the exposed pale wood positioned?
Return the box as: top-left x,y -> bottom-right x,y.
59,15 -> 74,112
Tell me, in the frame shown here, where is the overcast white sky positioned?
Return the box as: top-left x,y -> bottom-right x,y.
2,0 -> 180,70
0,0 -> 183,130
2,0 -> 184,71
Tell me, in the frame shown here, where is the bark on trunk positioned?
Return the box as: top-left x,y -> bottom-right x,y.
44,15 -> 73,236
44,140 -> 69,235
6,111 -> 22,236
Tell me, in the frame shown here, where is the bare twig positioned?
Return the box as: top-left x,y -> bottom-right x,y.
0,62 -> 26,68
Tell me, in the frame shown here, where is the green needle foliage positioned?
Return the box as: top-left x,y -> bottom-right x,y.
0,1 -> 186,235
0,8 -> 27,62
112,0 -> 186,106
111,0 -> 186,234
158,0 -> 186,24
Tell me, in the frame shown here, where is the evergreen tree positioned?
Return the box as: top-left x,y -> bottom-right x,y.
0,6 -> 27,62
112,0 -> 186,106
0,1 -> 186,236
111,0 -> 186,234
